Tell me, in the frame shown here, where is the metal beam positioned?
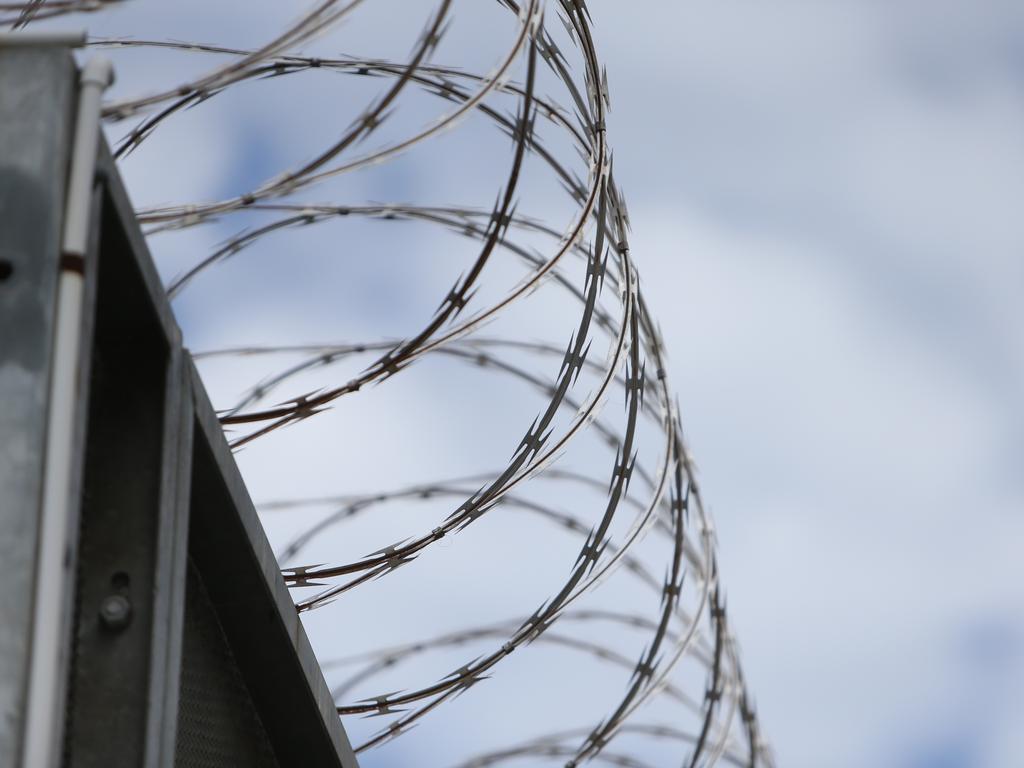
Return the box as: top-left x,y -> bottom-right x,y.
0,45 -> 77,767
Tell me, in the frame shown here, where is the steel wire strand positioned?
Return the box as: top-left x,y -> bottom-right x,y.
9,0 -> 774,763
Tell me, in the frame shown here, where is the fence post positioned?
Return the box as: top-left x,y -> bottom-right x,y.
0,40 -> 80,768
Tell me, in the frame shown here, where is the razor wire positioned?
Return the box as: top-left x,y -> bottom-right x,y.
8,1 -> 774,765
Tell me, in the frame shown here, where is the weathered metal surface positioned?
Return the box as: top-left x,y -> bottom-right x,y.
62,176 -> 176,767
0,46 -> 75,767
1,45 -> 359,768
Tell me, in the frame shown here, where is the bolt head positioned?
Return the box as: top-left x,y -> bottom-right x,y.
99,594 -> 132,631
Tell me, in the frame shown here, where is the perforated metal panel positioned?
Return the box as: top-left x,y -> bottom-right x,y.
174,562 -> 279,768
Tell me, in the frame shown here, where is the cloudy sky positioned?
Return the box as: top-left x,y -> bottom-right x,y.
26,0 -> 1024,764
586,3 -> 1024,766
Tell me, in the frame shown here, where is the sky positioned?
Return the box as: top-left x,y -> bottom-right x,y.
20,0 -> 1024,765
584,4 -> 1024,765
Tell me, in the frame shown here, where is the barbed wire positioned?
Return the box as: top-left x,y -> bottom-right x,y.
0,0 -> 122,26
8,1 -> 774,765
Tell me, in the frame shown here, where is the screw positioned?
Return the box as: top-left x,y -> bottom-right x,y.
98,594 -> 131,631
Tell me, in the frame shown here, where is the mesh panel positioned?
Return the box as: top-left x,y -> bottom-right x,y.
174,561 -> 279,768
